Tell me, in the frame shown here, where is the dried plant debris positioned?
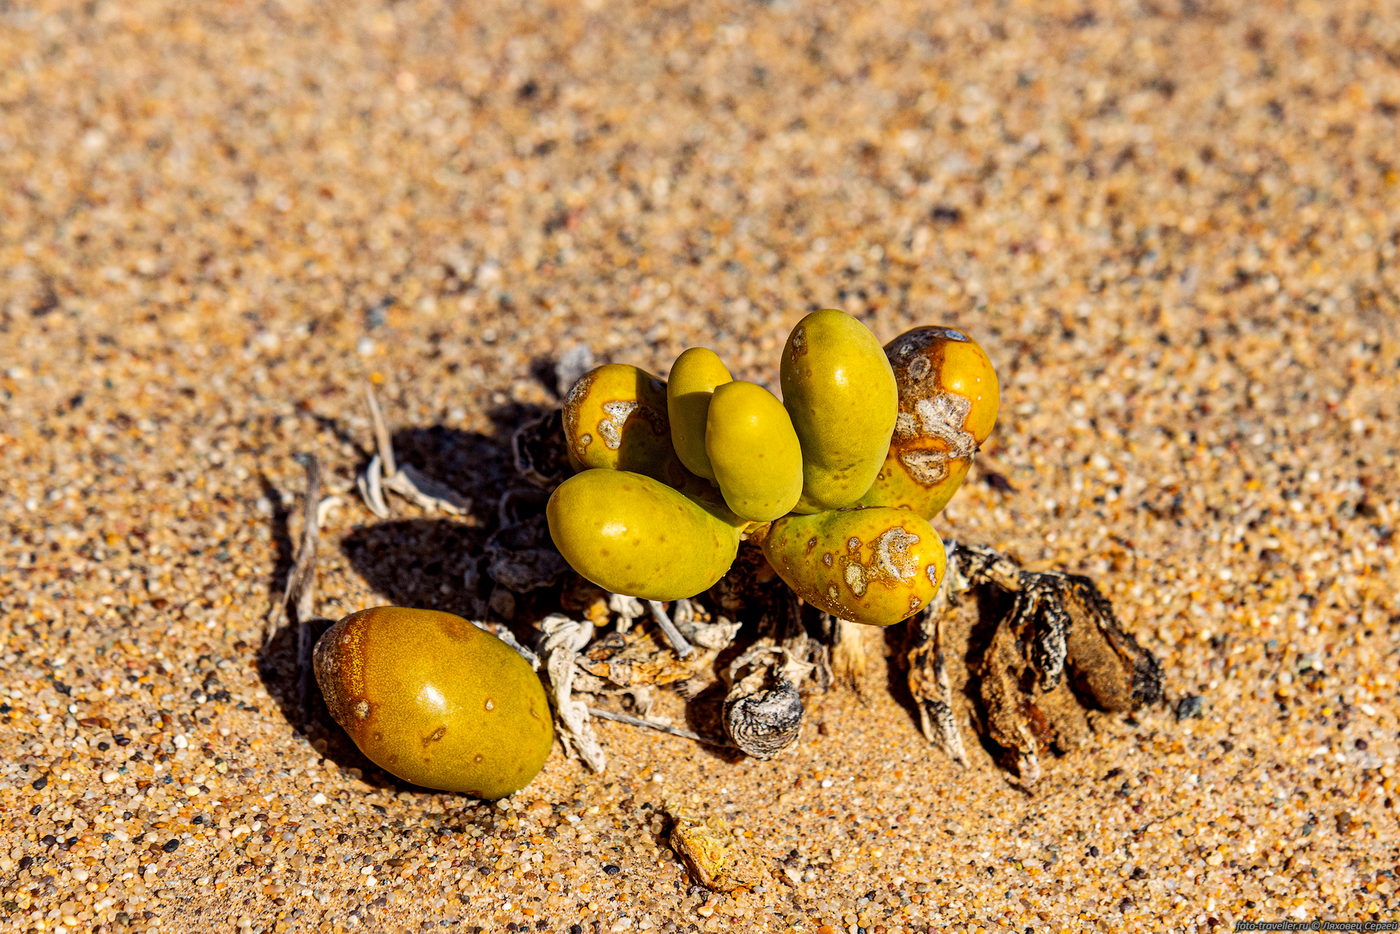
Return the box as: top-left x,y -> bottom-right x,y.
721,644 -> 807,759
265,452 -> 324,643
666,806 -> 767,893
356,383 -> 472,518
670,598 -> 742,652
904,605 -> 968,767
512,408 -> 570,487
484,512 -> 571,593
905,541 -> 1165,784
538,614 -> 607,772
645,599 -> 695,658
264,454 -> 337,711
828,616 -> 883,695
585,706 -> 726,746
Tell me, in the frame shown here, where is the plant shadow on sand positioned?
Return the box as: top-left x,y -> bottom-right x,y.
255,397 -> 561,798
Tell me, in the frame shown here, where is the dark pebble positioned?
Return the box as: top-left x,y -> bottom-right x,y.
163,839 -> 180,852
603,864 -> 621,875
31,776 -> 47,791
1174,694 -> 1204,720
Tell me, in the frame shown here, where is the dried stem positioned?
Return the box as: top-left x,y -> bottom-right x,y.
585,706 -> 729,746
262,453 -> 326,711
364,382 -> 397,477
646,600 -> 695,659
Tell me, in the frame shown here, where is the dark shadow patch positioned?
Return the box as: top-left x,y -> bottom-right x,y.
680,680 -> 748,765
881,623 -> 921,733
339,400 -> 562,636
255,615 -> 401,789
964,584 -> 1023,768
341,517 -> 490,621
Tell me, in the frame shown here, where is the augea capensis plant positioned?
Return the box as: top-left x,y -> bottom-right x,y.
546,310 -> 1000,627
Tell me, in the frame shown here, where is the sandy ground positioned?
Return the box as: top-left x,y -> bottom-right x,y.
2,0 -> 1399,930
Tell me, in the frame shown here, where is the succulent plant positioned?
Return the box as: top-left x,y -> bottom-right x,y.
758,506 -> 948,626
780,309 -> 899,514
545,309 -> 979,628
313,606 -> 554,798
546,468 -> 743,601
666,346 -> 733,480
705,380 -> 804,522
305,310 -> 1158,796
861,326 -> 1000,518
561,363 -> 674,477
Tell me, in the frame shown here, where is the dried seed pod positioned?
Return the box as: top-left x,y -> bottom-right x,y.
723,679 -> 803,759
721,645 -> 805,759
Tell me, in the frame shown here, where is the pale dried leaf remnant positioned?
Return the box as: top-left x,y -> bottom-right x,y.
539,614 -> 606,772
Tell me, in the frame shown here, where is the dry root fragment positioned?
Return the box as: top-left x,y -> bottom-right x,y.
585,706 -> 726,746
667,807 -> 766,893
265,452 -> 323,643
906,541 -> 1164,785
904,604 -> 967,766
829,616 -> 883,696
646,600 -> 695,658
263,454 -> 334,712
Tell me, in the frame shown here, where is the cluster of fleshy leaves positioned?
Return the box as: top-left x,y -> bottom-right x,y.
546,310 -> 1000,628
